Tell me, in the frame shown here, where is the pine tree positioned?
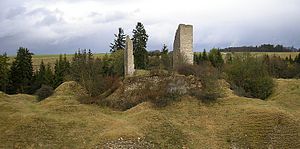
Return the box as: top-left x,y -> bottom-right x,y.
194,52 -> 203,65
45,63 -> 53,85
35,61 -> 53,87
208,48 -> 224,68
194,53 -> 198,64
0,53 -> 10,92
9,47 -> 33,93
110,28 -> 126,53
53,54 -> 70,87
132,22 -> 149,69
36,60 -> 47,85
202,49 -> 208,61
198,52 -> 203,62
160,44 -> 170,69
161,44 -> 168,55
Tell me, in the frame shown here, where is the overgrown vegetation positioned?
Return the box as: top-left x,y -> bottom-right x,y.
177,62 -> 222,102
68,49 -> 121,97
136,78 -> 181,108
225,54 -> 274,99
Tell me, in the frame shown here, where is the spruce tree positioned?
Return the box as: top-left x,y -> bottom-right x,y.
194,53 -> 198,64
132,22 -> 149,69
110,28 -> 126,53
202,49 -> 208,61
198,52 -> 203,63
160,44 -> 170,69
0,53 -> 10,92
35,61 -> 53,87
53,54 -> 70,87
45,63 -> 53,86
208,48 -> 224,68
9,47 -> 33,93
194,52 -> 204,65
36,60 -> 47,85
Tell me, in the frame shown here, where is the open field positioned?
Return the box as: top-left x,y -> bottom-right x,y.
0,79 -> 299,148
9,53 -> 107,70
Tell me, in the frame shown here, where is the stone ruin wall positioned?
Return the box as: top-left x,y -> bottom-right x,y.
173,24 -> 194,68
124,36 -> 135,76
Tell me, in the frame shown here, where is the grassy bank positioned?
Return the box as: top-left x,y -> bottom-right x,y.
0,79 -> 299,148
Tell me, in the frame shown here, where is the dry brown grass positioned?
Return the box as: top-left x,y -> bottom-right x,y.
0,79 -> 299,148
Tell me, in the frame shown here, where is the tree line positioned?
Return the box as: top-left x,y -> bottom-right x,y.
219,44 -> 300,52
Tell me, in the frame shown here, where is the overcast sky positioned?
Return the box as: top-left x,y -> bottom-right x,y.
0,0 -> 300,55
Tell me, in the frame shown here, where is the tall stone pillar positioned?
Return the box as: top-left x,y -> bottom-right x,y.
173,24 -> 193,68
124,36 -> 135,76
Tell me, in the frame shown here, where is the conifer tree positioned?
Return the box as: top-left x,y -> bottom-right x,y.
35,61 -> 53,87
45,63 -> 53,85
132,22 -> 149,69
53,54 -> 70,87
36,60 -> 46,85
198,52 -> 203,62
9,47 -> 33,93
202,49 -> 208,61
208,48 -> 224,68
110,28 -> 126,53
160,44 -> 170,69
0,53 -> 10,92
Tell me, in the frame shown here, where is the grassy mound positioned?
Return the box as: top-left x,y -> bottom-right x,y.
268,79 -> 300,117
54,81 -> 88,97
0,79 -> 299,148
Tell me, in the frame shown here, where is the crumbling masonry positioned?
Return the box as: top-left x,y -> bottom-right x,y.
173,24 -> 194,68
124,36 -> 135,76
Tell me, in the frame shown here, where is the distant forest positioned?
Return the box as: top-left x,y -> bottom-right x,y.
219,44 -> 300,52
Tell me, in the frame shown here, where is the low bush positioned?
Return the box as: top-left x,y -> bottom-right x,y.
133,80 -> 180,108
225,54 -> 274,99
35,85 -> 54,101
77,76 -> 121,105
177,62 -> 222,102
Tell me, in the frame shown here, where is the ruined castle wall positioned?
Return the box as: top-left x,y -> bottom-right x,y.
124,36 -> 135,76
173,24 -> 193,68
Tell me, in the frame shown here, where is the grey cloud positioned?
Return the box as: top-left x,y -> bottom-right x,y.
27,8 -> 65,26
1,0 -> 300,55
90,11 -> 129,23
5,6 -> 26,19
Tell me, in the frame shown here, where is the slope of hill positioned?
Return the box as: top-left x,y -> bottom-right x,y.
0,79 -> 299,148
